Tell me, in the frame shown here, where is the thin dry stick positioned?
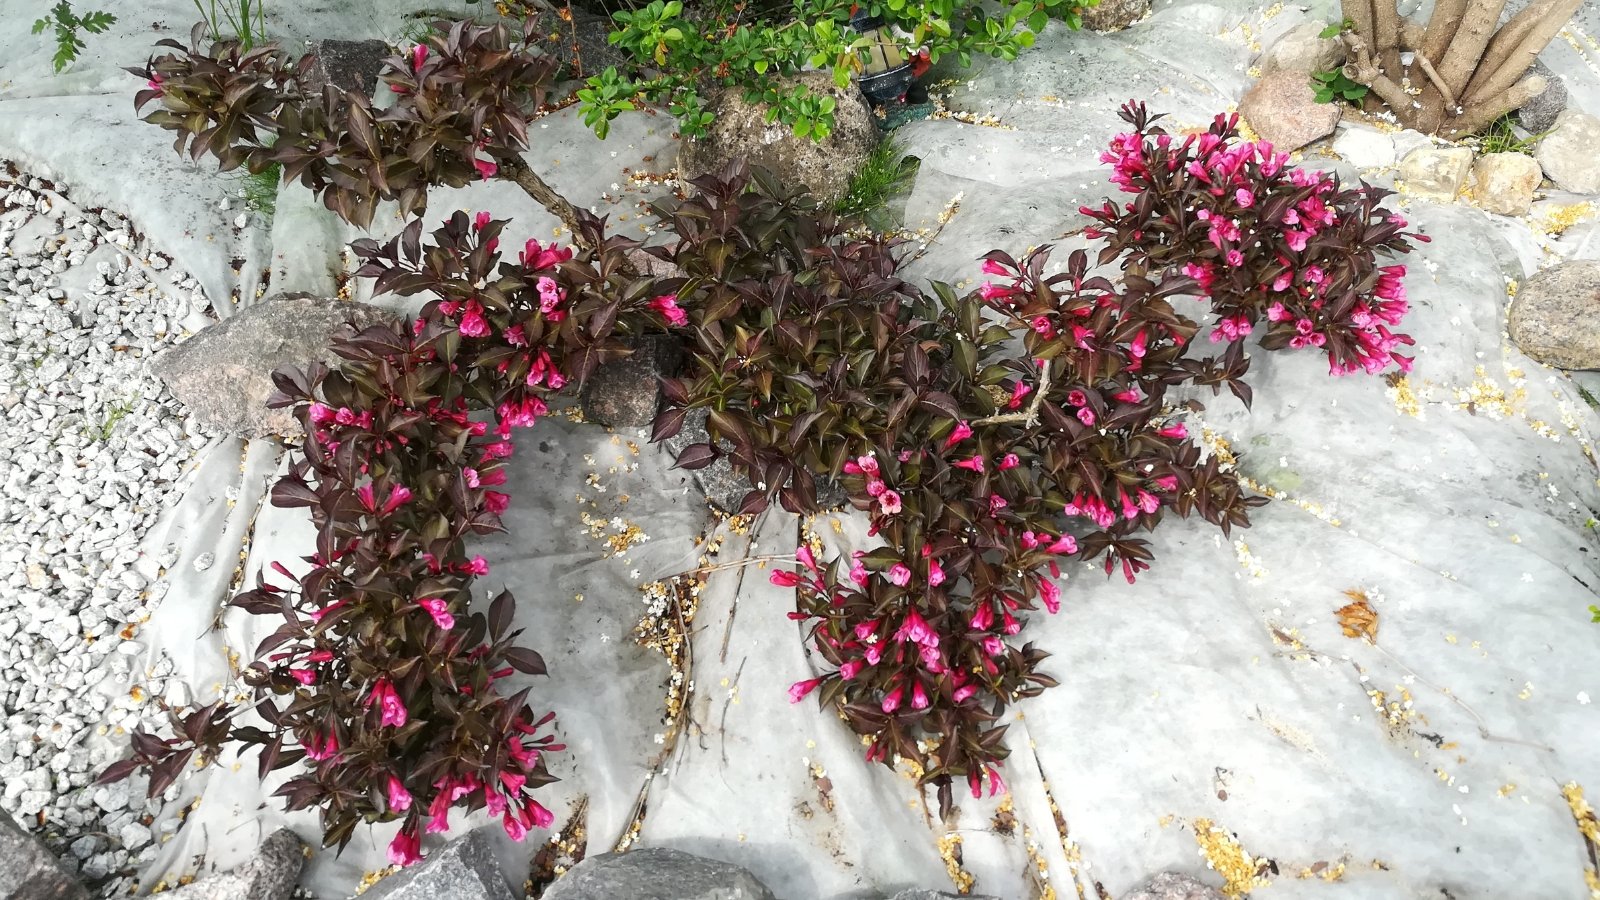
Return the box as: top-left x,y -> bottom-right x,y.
1412,53 -> 1457,111
974,361 -> 1054,427
1364,643 -> 1555,752
718,521 -> 768,663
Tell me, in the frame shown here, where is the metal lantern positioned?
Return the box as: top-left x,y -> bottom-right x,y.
849,10 -> 913,107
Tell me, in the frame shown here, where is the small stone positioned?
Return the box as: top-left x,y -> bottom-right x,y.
1537,110 -> 1600,194
118,822 -> 151,851
1508,260 -> 1600,369
1121,872 -> 1226,900
1080,0 -> 1150,31
541,848 -> 776,900
1398,146 -> 1475,202
24,563 -> 47,590
1470,152 -> 1542,216
192,552 -> 215,572
579,334 -> 684,429
92,782 -> 130,812
677,71 -> 879,206
1517,60 -> 1568,134
1258,21 -> 1345,75
1330,124 -> 1395,170
1238,70 -> 1342,152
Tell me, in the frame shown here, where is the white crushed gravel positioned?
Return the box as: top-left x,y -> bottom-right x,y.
0,161 -> 219,893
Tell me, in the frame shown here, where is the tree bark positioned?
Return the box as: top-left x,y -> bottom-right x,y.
1462,0 -> 1582,106
1342,0 -> 1375,56
1436,0 -> 1510,100
1445,74 -> 1548,138
1416,0 -> 1468,69
1371,0 -> 1403,74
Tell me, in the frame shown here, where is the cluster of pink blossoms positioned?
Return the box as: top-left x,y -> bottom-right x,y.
1085,112 -> 1420,376
781,547 -> 1008,799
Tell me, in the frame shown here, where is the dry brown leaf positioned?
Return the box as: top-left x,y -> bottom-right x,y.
1335,590 -> 1379,641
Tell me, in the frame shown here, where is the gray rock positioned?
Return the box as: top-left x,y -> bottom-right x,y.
362,828 -> 514,900
542,848 -> 775,900
1330,124 -> 1395,170
1470,152 -> 1542,216
1507,260 -> 1600,369
158,829 -> 304,900
1516,60 -> 1568,134
1258,21 -> 1345,75
1536,110 -> 1600,194
888,891 -> 1000,900
0,812 -> 90,899
302,39 -> 391,96
1121,872 -> 1226,899
1238,70 -> 1342,151
1080,0 -> 1150,31
528,8 -> 629,84
150,293 -> 398,440
1398,146 -> 1474,202
581,334 -> 684,429
678,72 -> 879,205
661,407 -> 750,513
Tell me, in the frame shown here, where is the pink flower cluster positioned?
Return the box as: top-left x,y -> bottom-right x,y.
387,713 -> 563,865
1084,107 -> 1423,377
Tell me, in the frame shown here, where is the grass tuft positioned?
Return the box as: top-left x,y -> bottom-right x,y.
834,139 -> 919,221
238,162 -> 281,217
1470,115 -> 1549,156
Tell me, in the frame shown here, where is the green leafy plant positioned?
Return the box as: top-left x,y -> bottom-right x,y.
238,161 -> 281,215
834,138 -> 918,219
1318,17 -> 1354,39
32,1 -> 116,73
1311,67 -> 1369,104
585,0 -> 1095,141
192,0 -> 268,49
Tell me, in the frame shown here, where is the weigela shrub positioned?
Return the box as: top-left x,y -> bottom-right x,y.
100,210 -> 685,864
129,19 -> 566,229
104,101 -> 1422,849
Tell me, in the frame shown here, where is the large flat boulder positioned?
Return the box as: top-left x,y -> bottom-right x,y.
677,72 -> 878,206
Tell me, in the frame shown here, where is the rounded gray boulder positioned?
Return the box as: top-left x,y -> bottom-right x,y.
541,848 -> 776,900
1508,260 -> 1600,369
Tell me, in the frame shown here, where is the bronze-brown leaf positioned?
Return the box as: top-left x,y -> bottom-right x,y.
1335,590 -> 1379,641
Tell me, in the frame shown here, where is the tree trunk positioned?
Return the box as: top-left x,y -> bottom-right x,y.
1462,0 -> 1582,105
1335,0 -> 1578,137
1436,0 -> 1510,101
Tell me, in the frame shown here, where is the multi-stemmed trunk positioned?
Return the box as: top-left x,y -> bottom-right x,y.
1339,0 -> 1582,138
